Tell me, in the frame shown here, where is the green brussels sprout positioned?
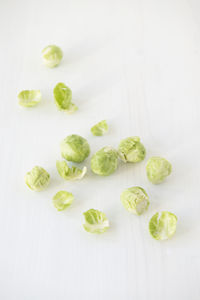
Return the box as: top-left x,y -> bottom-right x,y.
18,90 -> 41,107
25,166 -> 50,191
83,209 -> 109,234
91,147 -> 118,176
53,191 -> 74,211
146,156 -> 172,184
53,82 -> 78,113
56,160 -> 87,180
60,134 -> 90,163
149,211 -> 177,240
120,186 -> 149,215
42,45 -> 63,68
118,136 -> 146,163
91,120 -> 108,136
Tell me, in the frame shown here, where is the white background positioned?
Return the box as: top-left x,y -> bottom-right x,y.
1,0 -> 200,299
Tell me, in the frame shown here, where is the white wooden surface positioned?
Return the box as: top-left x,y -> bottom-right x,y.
1,0 -> 200,299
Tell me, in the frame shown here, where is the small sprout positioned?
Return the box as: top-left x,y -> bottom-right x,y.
83,209 -> 109,234
18,90 -> 41,107
91,146 -> 118,176
146,156 -> 172,184
118,136 -> 146,163
56,160 -> 87,180
149,212 -> 177,240
53,82 -> 78,113
42,45 -> 63,68
120,186 -> 149,215
25,166 -> 50,191
91,120 -> 108,136
53,191 -> 74,211
60,134 -> 90,163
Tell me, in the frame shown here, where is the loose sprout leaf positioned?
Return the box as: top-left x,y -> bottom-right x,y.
53,82 -> 72,110
42,45 -> 63,68
56,160 -> 87,180
149,212 -> 177,240
18,90 -> 41,107
91,146 -> 118,176
146,157 -> 172,184
53,190 -> 74,211
25,166 -> 50,191
120,186 -> 149,215
60,134 -> 90,163
83,209 -> 109,234
65,103 -> 78,114
118,136 -> 146,163
91,120 -> 108,136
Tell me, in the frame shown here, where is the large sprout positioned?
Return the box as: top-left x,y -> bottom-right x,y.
146,156 -> 172,184
60,134 -> 90,163
118,136 -> 146,163
149,211 -> 177,240
120,186 -> 149,215
25,166 -> 50,191
42,45 -> 63,68
91,147 -> 118,176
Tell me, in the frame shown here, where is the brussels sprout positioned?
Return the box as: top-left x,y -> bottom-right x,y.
91,147 -> 118,176
91,120 -> 108,136
53,191 -> 74,211
118,136 -> 146,163
56,160 -> 87,180
60,134 -> 90,163
83,209 -> 109,234
53,82 -> 78,113
146,156 -> 172,184
18,90 -> 41,107
42,45 -> 63,68
25,166 -> 50,191
120,186 -> 149,215
149,211 -> 177,240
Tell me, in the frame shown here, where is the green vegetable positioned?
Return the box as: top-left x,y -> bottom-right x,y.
60,134 -> 90,163
56,160 -> 87,180
91,147 -> 118,176
42,45 -> 63,68
83,209 -> 109,234
91,120 -> 108,136
118,136 -> 146,163
18,90 -> 41,107
53,82 -> 78,113
25,166 -> 50,191
120,186 -> 149,215
53,191 -> 74,211
146,156 -> 172,184
149,211 -> 177,240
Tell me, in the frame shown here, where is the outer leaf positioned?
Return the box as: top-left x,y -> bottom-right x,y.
83,209 -> 109,234
53,190 -> 74,211
56,160 -> 87,180
91,120 -> 108,136
53,82 -> 72,110
18,90 -> 41,107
